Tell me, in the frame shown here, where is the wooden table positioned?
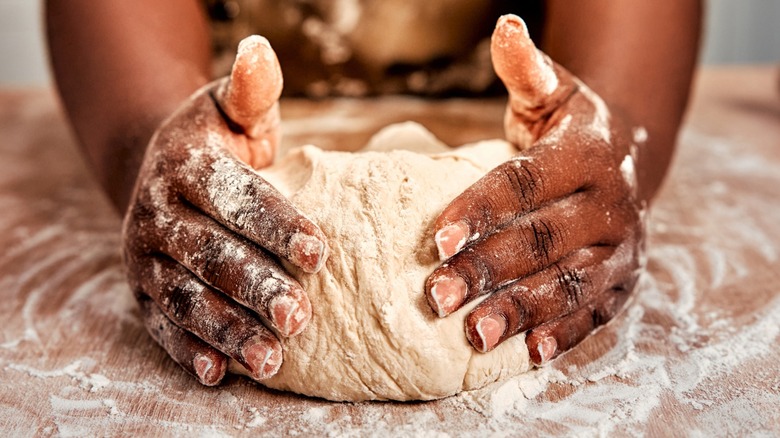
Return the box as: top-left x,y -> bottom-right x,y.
1,67 -> 779,436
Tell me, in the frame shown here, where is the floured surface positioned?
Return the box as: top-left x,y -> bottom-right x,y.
1,67 -> 779,435
237,123 -> 527,401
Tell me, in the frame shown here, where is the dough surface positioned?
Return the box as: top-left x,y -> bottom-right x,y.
249,122 -> 531,401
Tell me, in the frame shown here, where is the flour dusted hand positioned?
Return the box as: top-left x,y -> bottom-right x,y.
122,37 -> 328,385
427,15 -> 644,364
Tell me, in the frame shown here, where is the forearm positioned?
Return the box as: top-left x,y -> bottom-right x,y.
46,0 -> 212,212
542,0 -> 701,202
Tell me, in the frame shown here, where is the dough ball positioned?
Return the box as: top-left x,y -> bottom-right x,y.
239,123 -> 531,401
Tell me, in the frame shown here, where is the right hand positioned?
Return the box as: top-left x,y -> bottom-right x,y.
122,36 -> 329,386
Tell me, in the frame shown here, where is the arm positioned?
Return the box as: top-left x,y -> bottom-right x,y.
46,0 -> 212,211
542,0 -> 702,202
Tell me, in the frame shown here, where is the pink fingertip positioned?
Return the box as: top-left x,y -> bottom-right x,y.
269,292 -> 311,337
242,337 -> 282,380
537,336 -> 558,365
430,275 -> 467,317
435,221 -> 469,260
193,353 -> 225,386
474,314 -> 507,353
289,232 -> 329,273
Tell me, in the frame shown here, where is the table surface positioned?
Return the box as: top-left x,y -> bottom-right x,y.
1,67 -> 779,436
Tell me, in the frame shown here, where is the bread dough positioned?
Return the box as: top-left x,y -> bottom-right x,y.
245,122 -> 531,401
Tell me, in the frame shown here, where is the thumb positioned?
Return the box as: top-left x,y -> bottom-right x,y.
491,15 -> 572,147
214,35 -> 283,138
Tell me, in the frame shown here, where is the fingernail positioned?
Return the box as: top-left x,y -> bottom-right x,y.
242,336 -> 282,380
497,14 -> 529,37
289,232 -> 328,273
537,336 -> 557,365
238,35 -> 272,55
193,353 -> 225,386
269,293 -> 311,337
430,275 -> 467,317
435,221 -> 469,260
193,354 -> 214,384
475,314 -> 507,352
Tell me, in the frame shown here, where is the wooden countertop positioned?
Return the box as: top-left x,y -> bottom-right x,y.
1,67 -> 779,435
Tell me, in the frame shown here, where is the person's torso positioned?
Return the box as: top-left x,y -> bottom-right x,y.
204,0 -> 543,96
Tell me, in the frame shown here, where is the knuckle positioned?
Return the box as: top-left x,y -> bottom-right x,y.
141,301 -> 169,342
590,306 -> 612,328
129,196 -> 158,226
124,254 -> 154,300
553,263 -> 590,309
191,232 -> 231,286
508,285 -> 533,325
455,248 -> 491,294
159,274 -> 202,325
123,201 -> 172,258
498,159 -> 544,213
127,177 -> 178,233
209,314 -> 235,346
211,170 -> 267,230
528,218 -> 564,265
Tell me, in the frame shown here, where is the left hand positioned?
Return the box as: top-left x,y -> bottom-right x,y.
425,15 -> 644,366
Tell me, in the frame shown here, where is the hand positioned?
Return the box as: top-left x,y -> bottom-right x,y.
122,37 -> 329,385
426,15 -> 643,366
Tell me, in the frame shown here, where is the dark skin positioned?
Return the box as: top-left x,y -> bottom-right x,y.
47,0 -> 700,385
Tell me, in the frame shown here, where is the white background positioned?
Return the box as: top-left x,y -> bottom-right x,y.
1,0 -> 779,86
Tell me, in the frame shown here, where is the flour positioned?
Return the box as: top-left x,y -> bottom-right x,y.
244,407 -> 266,428
620,154 -> 637,190
2,89 -> 780,435
632,126 -> 648,144
50,396 -> 121,416
496,15 -> 558,96
577,81 -> 612,143
9,360 -> 111,393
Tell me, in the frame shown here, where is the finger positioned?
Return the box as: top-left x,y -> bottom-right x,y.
168,145 -> 329,274
463,243 -> 639,353
427,195 -> 631,316
525,282 -> 633,366
147,37 -> 325,274
139,298 -> 228,386
433,143 -> 590,261
136,256 -> 283,380
152,204 -> 311,337
491,14 -> 577,146
432,90 -> 623,262
214,36 -> 283,142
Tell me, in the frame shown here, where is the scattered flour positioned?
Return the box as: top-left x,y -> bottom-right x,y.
8,360 -> 111,393
1,91 -> 779,435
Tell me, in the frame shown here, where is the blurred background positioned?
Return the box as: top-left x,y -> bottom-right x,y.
1,0 -> 778,86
